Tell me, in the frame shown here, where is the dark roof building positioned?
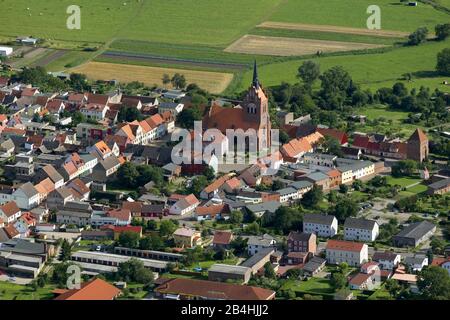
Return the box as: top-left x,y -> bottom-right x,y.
393,221 -> 436,247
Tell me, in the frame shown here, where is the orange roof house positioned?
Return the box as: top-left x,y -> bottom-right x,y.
54,278 -> 121,300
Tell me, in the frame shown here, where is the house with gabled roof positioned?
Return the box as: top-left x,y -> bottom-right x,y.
53,278 -> 121,300
169,194 -> 200,216
344,217 -> 379,242
0,201 -> 22,224
303,213 -> 338,238
326,240 -> 368,267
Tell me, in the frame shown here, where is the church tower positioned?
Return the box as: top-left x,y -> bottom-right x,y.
242,61 -> 271,150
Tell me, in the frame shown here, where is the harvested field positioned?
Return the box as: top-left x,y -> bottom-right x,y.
224,35 -> 386,57
258,22 -> 411,38
70,62 -> 233,94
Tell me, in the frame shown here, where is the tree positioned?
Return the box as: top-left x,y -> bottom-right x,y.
176,107 -> 201,129
262,206 -> 303,234
339,184 -> 349,194
297,61 -> 320,90
435,23 -> 450,41
139,234 -> 164,251
118,258 -> 154,285
162,74 -> 171,88
330,272 -> 346,290
229,210 -> 243,224
321,136 -> 343,157
52,262 -> 79,287
391,160 -> 417,177
301,185 -> 323,208
171,73 -> 186,89
417,266 -> 450,300
118,231 -> 140,249
146,220 -> 157,231
319,66 -> 353,110
436,48 -> 450,76
189,176 -> 209,196
159,220 -> 177,237
332,197 -> 358,222
117,162 -> 140,187
264,262 -> 276,278
385,278 -> 401,298
244,221 -> 260,235
69,73 -> 90,91
60,239 -> 72,262
230,236 -> 248,256
408,27 -> 428,45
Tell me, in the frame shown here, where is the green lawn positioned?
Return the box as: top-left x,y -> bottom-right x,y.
282,277 -> 335,297
237,38 -> 450,93
368,284 -> 393,300
0,282 -> 56,300
0,0 -> 284,46
195,258 -> 238,270
269,0 -> 449,32
386,176 -> 423,188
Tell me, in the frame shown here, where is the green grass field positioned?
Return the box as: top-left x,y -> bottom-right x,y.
0,0 -> 284,46
0,281 -> 56,300
1,0 -> 448,95
269,0 -> 450,32
238,38 -> 450,93
386,176 -> 423,188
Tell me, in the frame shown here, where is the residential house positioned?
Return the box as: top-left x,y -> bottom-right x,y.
303,214 -> 338,238
212,231 -> 233,250
326,240 -> 369,267
0,201 -> 22,224
372,251 -> 401,270
287,231 -> 316,255
173,227 -> 202,248
92,156 -> 121,183
405,255 -> 428,272
246,234 -> 276,256
154,278 -> 275,300
169,194 -> 200,216
53,278 -> 121,300
344,217 -> 379,242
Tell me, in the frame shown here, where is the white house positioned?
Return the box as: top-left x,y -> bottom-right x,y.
372,251 -> 401,270
303,214 -> 338,238
344,217 -> 379,242
246,234 -> 276,256
0,46 -> 13,57
326,240 -> 369,267
405,256 -> 428,272
0,201 -> 22,224
12,182 -> 40,210
169,194 -> 200,215
303,153 -> 337,168
278,187 -> 299,203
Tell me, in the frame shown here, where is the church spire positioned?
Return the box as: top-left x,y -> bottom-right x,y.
252,60 -> 260,89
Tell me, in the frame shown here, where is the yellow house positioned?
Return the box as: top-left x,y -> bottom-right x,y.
173,227 -> 202,248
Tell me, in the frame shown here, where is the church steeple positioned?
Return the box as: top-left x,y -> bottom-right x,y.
252,60 -> 260,89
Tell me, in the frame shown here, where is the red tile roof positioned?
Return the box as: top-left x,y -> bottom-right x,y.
54,278 -> 121,300
326,240 -> 365,252
0,201 -> 20,217
213,230 -> 233,245
155,278 -> 275,300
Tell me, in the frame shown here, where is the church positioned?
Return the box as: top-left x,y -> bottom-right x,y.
203,61 -> 271,152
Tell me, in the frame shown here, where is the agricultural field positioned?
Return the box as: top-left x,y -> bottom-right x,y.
224,35 -> 386,57
238,38 -> 450,93
69,61 -> 234,94
268,0 -> 449,32
0,0 -> 448,94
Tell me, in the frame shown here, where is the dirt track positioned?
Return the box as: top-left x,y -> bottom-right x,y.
224,35 -> 386,57
258,21 -> 410,38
